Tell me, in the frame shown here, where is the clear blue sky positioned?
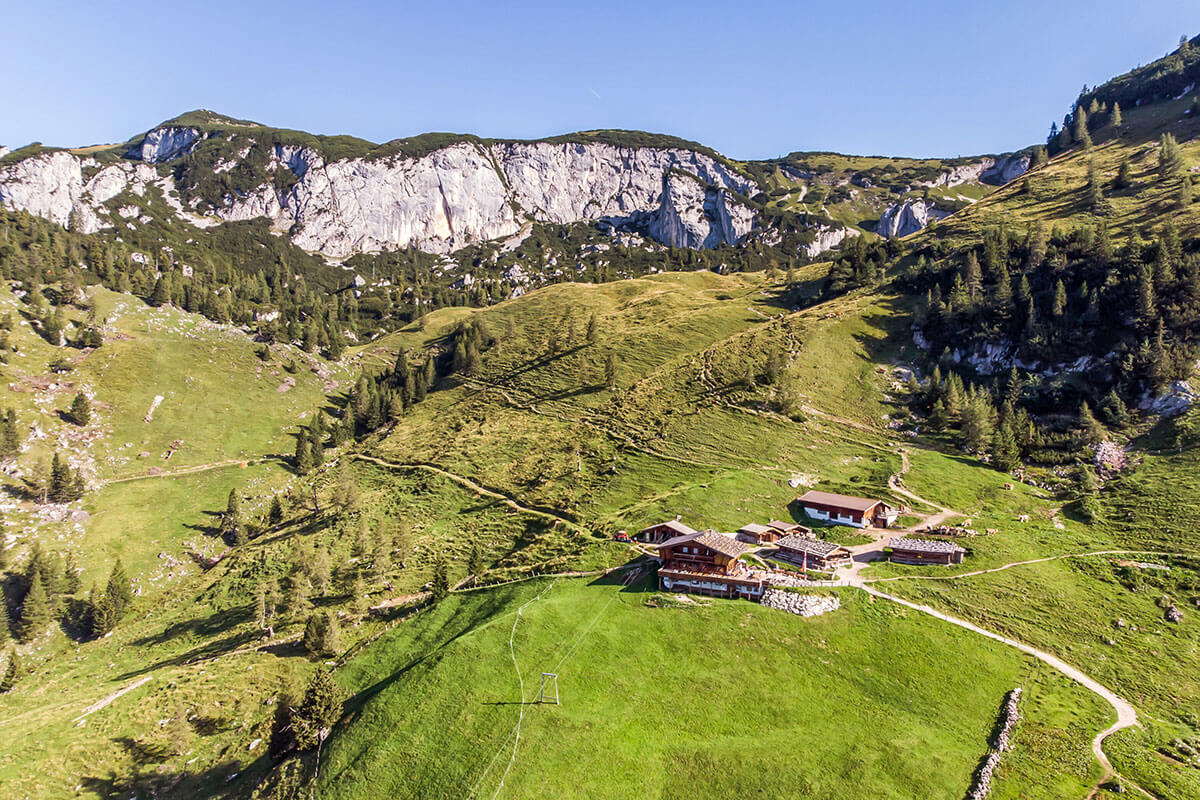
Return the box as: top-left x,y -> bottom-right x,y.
1,0 -> 1197,159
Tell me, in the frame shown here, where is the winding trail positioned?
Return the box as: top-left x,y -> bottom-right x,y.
854,579 -> 1152,799
828,447 -> 1156,797
352,454 -> 587,535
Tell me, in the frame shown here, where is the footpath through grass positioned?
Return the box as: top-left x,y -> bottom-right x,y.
319,576 -> 1105,800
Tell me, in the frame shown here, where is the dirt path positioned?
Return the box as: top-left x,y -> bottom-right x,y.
103,456 -> 282,486
865,549 -> 1192,585
71,675 -> 153,723
352,454 -> 588,535
855,581 -> 1154,799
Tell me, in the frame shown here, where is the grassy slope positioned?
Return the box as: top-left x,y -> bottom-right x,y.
319,576 -> 1105,800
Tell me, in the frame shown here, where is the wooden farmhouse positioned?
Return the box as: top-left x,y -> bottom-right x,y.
886,537 -> 966,566
656,530 -> 766,600
637,518 -> 698,544
796,490 -> 898,529
772,535 -> 853,571
737,522 -> 779,544
767,520 -> 812,538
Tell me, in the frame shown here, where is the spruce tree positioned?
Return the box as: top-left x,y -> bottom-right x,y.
294,435 -> 313,474
1160,133 -> 1184,181
48,451 -> 70,503
1073,107 -> 1092,149
0,649 -> 17,692
222,489 -> 244,545
67,391 -> 90,426
0,596 -> 10,643
1114,157 -> 1132,190
292,668 -> 340,750
431,556 -> 449,602
18,571 -> 51,643
269,495 -> 284,525
1079,401 -> 1106,446
1110,102 -> 1123,129
0,409 -> 19,460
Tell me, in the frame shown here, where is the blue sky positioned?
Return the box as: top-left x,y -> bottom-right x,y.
1,0 -> 1197,159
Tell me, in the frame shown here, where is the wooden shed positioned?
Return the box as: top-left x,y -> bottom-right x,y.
772,536 -> 853,571
886,537 -> 966,566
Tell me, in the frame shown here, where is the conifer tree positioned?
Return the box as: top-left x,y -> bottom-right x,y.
1073,106 -> 1092,149
0,649 -> 17,692
0,409 -> 20,460
294,435 -> 313,474
269,495 -> 284,525
1110,102 -> 1123,129
586,312 -> 598,344
0,596 -> 11,644
1160,133 -> 1184,181
48,451 -> 71,503
1086,159 -> 1105,211
1114,157 -> 1132,190
67,391 -> 90,426
1179,175 -> 1193,210
1079,401 -> 1106,446
18,571 -> 51,643
222,489 -> 244,545
431,556 -> 449,602
149,276 -> 170,307
292,667 -> 340,750
467,541 -> 483,582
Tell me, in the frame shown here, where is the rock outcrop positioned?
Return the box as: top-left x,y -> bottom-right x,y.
648,171 -> 753,248
132,126 -> 202,163
801,224 -> 858,258
922,154 -> 1031,189
876,200 -> 951,238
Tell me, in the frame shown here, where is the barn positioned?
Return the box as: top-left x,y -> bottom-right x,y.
637,518 -> 698,544
772,536 -> 853,571
736,522 -> 778,544
796,490 -> 898,528
886,537 -> 966,565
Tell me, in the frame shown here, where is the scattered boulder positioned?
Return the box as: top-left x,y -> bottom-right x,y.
760,589 -> 840,617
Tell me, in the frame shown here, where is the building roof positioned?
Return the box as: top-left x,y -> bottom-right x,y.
775,536 -> 848,557
888,537 -> 966,554
738,522 -> 772,535
797,490 -> 885,513
638,519 -> 697,537
657,530 -> 749,560
767,520 -> 809,533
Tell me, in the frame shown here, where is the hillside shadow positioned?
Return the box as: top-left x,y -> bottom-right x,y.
79,752 -> 258,800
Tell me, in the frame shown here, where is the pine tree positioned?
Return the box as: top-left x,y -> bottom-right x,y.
149,276 -> 170,307
294,434 -> 313,474
1160,133 -> 1185,181
1179,175 -> 1193,210
431,556 -> 449,602
67,391 -> 90,426
1073,106 -> 1092,149
352,571 -> 369,621
1110,102 -> 1123,129
48,451 -> 71,503
1051,279 -> 1068,318
991,421 -> 1021,472
1114,157 -> 1132,190
1086,159 -> 1105,211
0,649 -> 17,692
0,596 -> 11,643
292,667 -> 340,750
103,563 -> 132,623
269,495 -> 284,525
1079,401 -> 1106,446
18,571 -> 51,643
0,409 -> 20,460
467,541 -> 483,582
222,489 -> 244,545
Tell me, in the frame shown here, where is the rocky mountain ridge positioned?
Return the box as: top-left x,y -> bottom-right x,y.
0,115 -> 1029,261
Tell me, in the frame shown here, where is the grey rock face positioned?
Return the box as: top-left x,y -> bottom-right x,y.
876,200 -> 951,238
801,224 -> 858,258
133,127 -> 202,163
